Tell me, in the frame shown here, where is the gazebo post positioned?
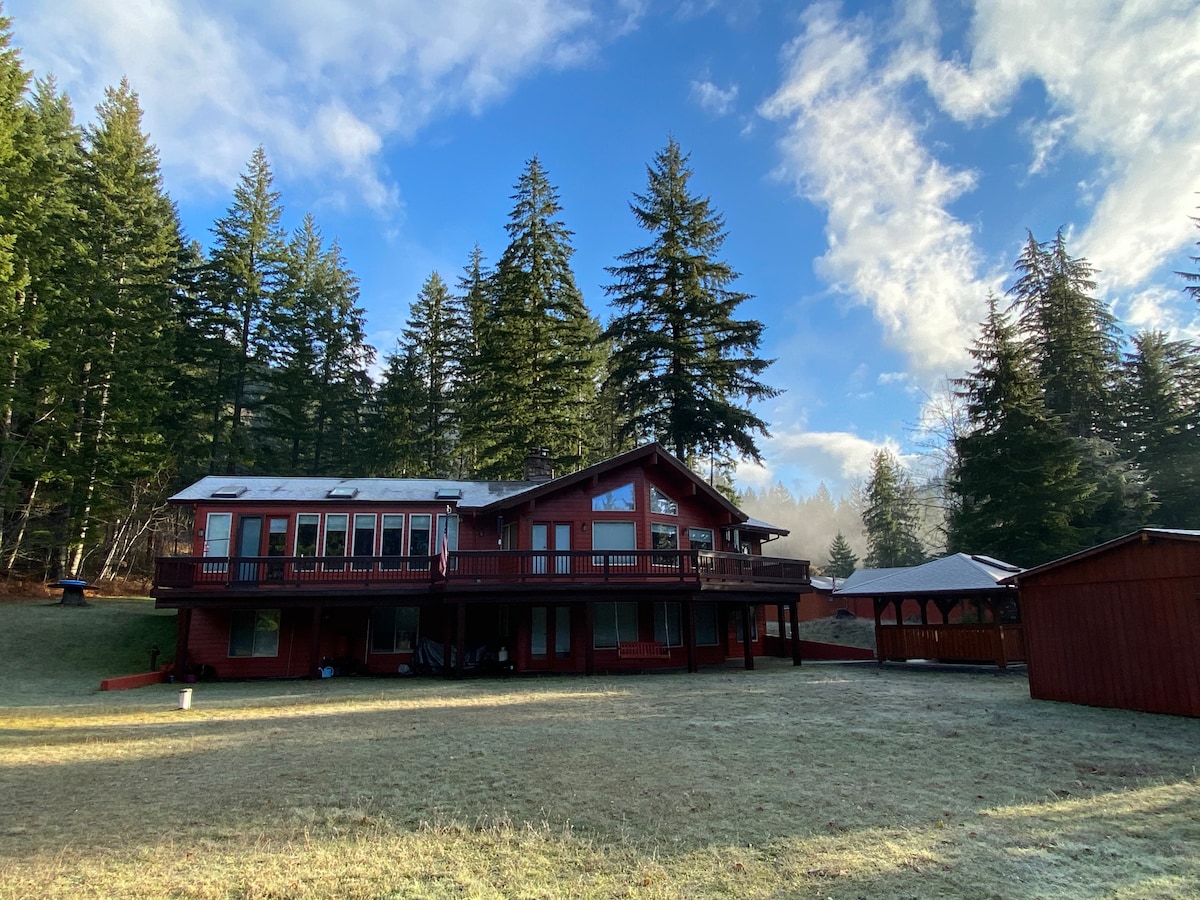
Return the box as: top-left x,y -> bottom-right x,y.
789,597 -> 802,666
741,603 -> 754,670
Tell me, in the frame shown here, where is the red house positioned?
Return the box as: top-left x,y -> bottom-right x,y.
152,444 -> 811,679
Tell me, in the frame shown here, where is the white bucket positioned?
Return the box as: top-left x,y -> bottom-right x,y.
178,688 -> 193,710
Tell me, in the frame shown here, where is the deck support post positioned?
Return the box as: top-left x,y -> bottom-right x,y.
174,608 -> 192,678
442,605 -> 453,679
684,598 -> 697,674
308,606 -> 322,678
742,603 -> 754,671
873,597 -> 884,665
789,598 -> 802,666
584,601 -> 595,676
455,601 -> 467,678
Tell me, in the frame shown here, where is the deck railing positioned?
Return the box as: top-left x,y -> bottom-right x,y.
875,623 -> 1025,667
154,549 -> 810,591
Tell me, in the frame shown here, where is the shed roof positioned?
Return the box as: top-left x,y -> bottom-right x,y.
835,567 -> 908,593
1010,528 -> 1200,582
833,553 -> 1020,598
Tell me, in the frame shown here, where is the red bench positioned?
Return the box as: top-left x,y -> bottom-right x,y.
617,641 -> 671,659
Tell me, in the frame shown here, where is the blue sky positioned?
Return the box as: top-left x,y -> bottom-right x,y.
8,0 -> 1200,498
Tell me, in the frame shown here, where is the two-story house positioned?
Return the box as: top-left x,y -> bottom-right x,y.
152,443 -> 811,678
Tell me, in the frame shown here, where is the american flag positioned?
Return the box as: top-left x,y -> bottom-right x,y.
438,508 -> 450,578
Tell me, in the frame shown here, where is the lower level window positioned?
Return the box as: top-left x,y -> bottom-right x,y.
735,607 -> 759,643
593,601 -> 638,648
229,609 -> 280,657
695,602 -> 719,646
653,602 -> 682,647
370,606 -> 419,653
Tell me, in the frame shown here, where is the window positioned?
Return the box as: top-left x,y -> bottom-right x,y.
352,514 -> 376,571
592,521 -> 635,566
650,486 -> 677,516
228,609 -> 280,657
266,517 -> 287,581
531,606 -> 571,659
380,515 -> 404,570
369,607 -> 419,653
695,602 -> 719,646
409,514 -> 432,569
203,512 -> 232,573
295,513 -> 319,571
688,528 -> 714,551
592,482 -> 635,511
323,514 -> 348,571
654,602 -> 682,647
593,601 -> 638,648
651,522 -> 679,566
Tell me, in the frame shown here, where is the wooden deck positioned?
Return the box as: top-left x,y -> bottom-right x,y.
154,549 -> 810,595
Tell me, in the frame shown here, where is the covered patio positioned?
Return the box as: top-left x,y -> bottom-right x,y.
833,554 -> 1025,668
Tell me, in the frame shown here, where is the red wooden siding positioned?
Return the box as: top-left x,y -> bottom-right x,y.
1019,536 -> 1200,717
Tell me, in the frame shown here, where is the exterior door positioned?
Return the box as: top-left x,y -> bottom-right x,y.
533,523 -> 572,575
555,524 -> 571,574
235,516 -> 263,583
532,524 -> 548,574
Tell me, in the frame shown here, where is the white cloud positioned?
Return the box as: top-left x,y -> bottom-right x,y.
690,79 -> 739,116
1122,285 -> 1200,343
9,0 -> 613,208
760,5 -> 996,379
742,427 -> 897,488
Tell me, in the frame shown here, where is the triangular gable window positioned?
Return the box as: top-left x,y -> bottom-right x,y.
592,482 -> 635,511
650,486 -> 677,516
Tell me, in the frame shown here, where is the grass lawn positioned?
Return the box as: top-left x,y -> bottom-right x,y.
0,599 -> 1198,898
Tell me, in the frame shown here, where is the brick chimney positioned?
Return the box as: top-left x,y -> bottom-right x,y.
523,447 -> 554,482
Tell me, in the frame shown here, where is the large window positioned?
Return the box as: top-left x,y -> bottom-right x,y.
370,607 -> 419,653
654,602 -> 682,647
531,607 -> 570,658
592,482 -> 635,511
352,514 -> 376,570
650,486 -> 677,516
435,513 -> 459,571
592,521 -> 635,566
409,514 -> 431,570
593,601 -> 638,648
323,514 -> 348,572
266,517 -> 287,581
688,528 -> 714,551
651,522 -> 679,566
380,515 -> 404,570
695,602 -> 719,646
295,513 -> 319,571
203,512 -> 232,573
228,609 -> 280,657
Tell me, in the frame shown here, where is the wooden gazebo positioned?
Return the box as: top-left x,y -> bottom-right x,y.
834,554 -> 1024,668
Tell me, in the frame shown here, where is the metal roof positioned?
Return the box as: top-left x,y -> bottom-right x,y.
834,553 -> 1020,597
835,567 -> 909,593
170,476 -> 539,508
1010,528 -> 1200,581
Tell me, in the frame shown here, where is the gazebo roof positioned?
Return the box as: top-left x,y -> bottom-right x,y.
833,553 -> 1021,598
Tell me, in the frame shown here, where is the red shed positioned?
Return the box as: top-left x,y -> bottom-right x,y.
1013,529 -> 1200,718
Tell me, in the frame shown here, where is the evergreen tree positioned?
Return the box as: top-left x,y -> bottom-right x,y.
825,531 -> 858,578
1178,206 -> 1200,305
1118,331 -> 1200,527
603,138 -> 778,466
51,79 -> 181,574
862,448 -> 926,568
948,296 -> 1094,566
450,244 -> 492,477
480,157 -> 599,478
205,146 -> 288,473
399,271 -> 460,476
368,346 -> 425,477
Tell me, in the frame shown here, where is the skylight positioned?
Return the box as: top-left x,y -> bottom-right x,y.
326,486 -> 359,500
210,485 -> 247,499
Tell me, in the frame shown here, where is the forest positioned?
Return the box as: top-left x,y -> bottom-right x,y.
2,11 -> 1198,584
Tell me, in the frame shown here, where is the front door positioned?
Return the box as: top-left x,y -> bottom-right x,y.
236,516 -> 263,583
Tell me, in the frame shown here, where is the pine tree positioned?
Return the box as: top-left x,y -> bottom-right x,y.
479,157 -> 599,478
948,296 -> 1094,566
399,271 -> 460,476
51,79 -> 181,574
369,346 -> 425,477
862,449 -> 926,568
1178,205 -> 1200,305
603,138 -> 778,466
1118,331 -> 1200,527
825,531 -> 858,578
206,146 -> 288,473
451,244 -> 495,478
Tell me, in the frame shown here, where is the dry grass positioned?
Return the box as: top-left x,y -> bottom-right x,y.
0,601 -> 1198,898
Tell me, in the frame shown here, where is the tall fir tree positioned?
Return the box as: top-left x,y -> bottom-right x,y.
1117,331 -> 1200,527
368,346 -> 425,477
603,138 -> 778,467
480,157 -> 599,478
1178,205 -> 1200,305
451,244 -> 494,478
398,271 -> 460,476
948,296 -> 1095,566
862,448 -> 926,568
825,531 -> 858,578
205,146 -> 288,474
51,79 -> 181,574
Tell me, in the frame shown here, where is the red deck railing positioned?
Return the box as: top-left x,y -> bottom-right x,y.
154,549 -> 810,591
875,623 -> 1026,667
